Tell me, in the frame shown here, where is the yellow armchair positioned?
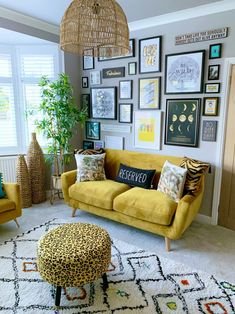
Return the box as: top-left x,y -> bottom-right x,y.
0,183 -> 22,227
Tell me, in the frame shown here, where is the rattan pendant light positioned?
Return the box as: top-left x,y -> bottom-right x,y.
60,0 -> 130,57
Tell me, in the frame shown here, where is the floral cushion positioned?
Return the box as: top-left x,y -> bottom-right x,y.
157,161 -> 187,203
75,153 -> 106,182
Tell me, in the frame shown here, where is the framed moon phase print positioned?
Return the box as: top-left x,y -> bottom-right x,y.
165,99 -> 201,147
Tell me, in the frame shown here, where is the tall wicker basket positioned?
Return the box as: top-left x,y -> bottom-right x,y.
16,155 -> 32,208
27,133 -> 46,204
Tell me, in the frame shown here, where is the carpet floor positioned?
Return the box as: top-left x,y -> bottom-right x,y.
1,218 -> 235,314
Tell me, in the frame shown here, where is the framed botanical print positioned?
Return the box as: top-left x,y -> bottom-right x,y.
83,49 -> 94,70
202,120 -> 217,142
91,87 -> 117,120
203,97 -> 219,116
139,77 -> 161,109
85,121 -> 100,140
165,99 -> 201,147
81,94 -> 90,118
139,36 -> 162,74
128,62 -> 137,75
82,77 -> 89,88
209,43 -> 222,59
208,64 -> 220,80
205,83 -> 220,93
90,71 -> 101,86
119,80 -> 132,100
134,110 -> 161,150
165,50 -> 205,94
98,39 -> 135,61
119,103 -> 133,123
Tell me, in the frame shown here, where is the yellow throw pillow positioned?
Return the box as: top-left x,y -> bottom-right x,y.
75,153 -> 106,182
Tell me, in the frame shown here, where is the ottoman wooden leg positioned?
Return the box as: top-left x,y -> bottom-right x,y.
55,286 -> 61,306
102,273 -> 109,291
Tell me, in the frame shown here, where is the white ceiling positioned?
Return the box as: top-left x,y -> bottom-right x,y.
0,0 -> 223,26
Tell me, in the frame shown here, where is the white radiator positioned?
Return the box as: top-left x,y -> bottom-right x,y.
0,156 -> 17,182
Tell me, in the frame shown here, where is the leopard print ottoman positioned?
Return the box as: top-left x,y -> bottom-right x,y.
37,223 -> 111,306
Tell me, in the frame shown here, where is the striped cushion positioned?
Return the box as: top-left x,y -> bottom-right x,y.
180,157 -> 210,194
74,148 -> 105,155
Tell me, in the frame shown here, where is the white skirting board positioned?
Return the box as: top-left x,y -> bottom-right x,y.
195,214 -> 212,225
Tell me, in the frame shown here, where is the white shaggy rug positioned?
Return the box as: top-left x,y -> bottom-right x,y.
0,219 -> 235,314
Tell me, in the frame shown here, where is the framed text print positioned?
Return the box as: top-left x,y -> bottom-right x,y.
139,36 -> 162,74
91,87 -> 117,120
165,50 -> 205,94
139,77 -> 161,110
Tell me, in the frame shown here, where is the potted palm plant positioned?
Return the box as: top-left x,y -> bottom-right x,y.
35,73 -> 87,190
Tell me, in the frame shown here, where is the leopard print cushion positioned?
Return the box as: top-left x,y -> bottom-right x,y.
37,223 -> 111,287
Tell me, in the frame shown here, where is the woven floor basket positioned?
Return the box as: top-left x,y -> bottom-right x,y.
16,155 -> 32,208
27,133 -> 46,204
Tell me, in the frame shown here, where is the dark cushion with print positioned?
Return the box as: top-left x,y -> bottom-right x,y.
115,163 -> 156,189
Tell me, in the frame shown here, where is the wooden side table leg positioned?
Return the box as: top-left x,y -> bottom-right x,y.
55,286 -> 61,306
102,273 -> 109,291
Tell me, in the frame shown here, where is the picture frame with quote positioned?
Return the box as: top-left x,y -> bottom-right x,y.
202,120 -> 217,142
165,50 -> 205,94
91,87 -> 117,120
139,77 -> 161,109
83,49 -> 94,70
119,103 -> 133,123
98,39 -> 135,61
203,97 -> 219,116
139,36 -> 162,74
85,121 -> 100,140
90,71 -> 101,86
208,64 -> 220,80
165,99 -> 201,147
119,80 -> 132,100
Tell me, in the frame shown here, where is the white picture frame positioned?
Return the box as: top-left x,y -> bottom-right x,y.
90,71 -> 101,86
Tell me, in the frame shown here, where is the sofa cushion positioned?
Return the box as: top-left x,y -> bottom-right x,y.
113,187 -> 177,226
75,153 -> 106,182
0,199 -> 15,213
69,179 -> 130,210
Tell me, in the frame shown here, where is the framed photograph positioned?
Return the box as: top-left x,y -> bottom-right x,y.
98,39 -> 135,61
81,94 -> 90,118
165,50 -> 205,94
134,110 -> 161,150
94,141 -> 105,149
83,49 -> 94,70
139,77 -> 161,110
91,87 -> 117,120
90,71 -> 101,86
119,103 -> 133,123
83,140 -> 94,149
128,62 -> 137,75
208,64 -> 220,80
139,36 -> 162,74
202,120 -> 218,142
209,43 -> 222,59
82,77 -> 89,88
203,97 -> 219,116
165,99 -> 201,147
205,83 -> 220,93
119,80 -> 132,100
85,121 -> 100,140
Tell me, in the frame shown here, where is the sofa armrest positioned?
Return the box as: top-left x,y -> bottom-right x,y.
61,170 -> 77,204
3,183 -> 22,212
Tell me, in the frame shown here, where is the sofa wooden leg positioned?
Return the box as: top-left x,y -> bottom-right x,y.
165,237 -> 171,252
72,208 -> 77,217
14,219 -> 20,228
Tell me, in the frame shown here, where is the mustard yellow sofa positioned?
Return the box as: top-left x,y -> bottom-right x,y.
0,183 -> 22,227
62,149 -> 205,251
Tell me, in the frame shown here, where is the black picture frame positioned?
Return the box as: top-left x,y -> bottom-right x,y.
208,64 -> 220,80
203,97 -> 219,116
102,67 -> 125,79
91,87 -> 117,120
139,36 -> 162,74
83,49 -> 94,70
82,77 -> 89,88
119,80 -> 133,100
81,94 -> 90,118
83,140 -> 94,149
202,120 -> 218,142
209,43 -> 222,59
138,77 -> 161,110
85,121 -> 100,140
119,103 -> 133,124
128,62 -> 137,75
98,39 -> 135,61
165,99 -> 201,147
165,50 -> 205,94
205,83 -> 221,93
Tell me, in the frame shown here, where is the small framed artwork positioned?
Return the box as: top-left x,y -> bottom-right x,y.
128,62 -> 137,75
90,71 -> 101,86
165,50 -> 205,94
134,110 -> 162,150
91,87 -> 117,120
202,120 -> 218,142
208,65 -> 220,80
165,99 -> 201,147
98,39 -> 135,61
85,121 -> 100,140
119,80 -> 132,100
81,94 -> 90,118
139,77 -> 161,109
94,141 -> 105,149
139,36 -> 162,74
205,83 -> 220,93
203,97 -> 219,116
82,77 -> 89,88
83,140 -> 94,149
83,49 -> 94,70
119,103 -> 133,123
209,43 -> 222,59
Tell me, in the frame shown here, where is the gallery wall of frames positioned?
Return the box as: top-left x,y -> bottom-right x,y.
80,11 -> 235,216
